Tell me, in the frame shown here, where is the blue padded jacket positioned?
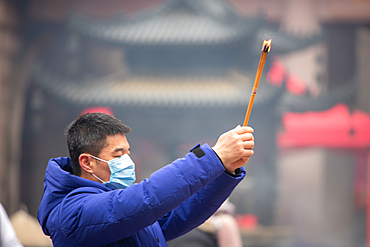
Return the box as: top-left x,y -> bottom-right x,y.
37,144 -> 246,247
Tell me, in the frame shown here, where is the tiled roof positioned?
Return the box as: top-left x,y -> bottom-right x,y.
69,0 -> 260,45
252,27 -> 323,55
33,64 -> 282,107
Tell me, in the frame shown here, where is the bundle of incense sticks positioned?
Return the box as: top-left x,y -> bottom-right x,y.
243,39 -> 272,127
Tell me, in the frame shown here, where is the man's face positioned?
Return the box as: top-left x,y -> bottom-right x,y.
91,134 -> 131,182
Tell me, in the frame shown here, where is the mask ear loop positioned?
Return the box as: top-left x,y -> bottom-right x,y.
89,155 -> 109,183
89,154 -> 108,163
92,173 -> 106,183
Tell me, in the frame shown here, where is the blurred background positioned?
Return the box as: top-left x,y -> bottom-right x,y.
0,0 -> 370,246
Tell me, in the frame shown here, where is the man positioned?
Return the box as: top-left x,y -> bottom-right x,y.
38,113 -> 254,246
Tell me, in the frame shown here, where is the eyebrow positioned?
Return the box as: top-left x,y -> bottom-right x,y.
113,148 -> 130,153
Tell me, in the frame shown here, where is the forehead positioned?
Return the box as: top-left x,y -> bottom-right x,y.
102,134 -> 130,152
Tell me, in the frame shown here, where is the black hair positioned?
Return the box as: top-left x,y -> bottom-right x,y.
65,113 -> 132,176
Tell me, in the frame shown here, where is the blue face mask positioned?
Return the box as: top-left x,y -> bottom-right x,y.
90,154 -> 136,190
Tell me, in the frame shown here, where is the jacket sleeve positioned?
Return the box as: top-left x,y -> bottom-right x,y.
158,165 -> 246,241
57,143 -> 231,246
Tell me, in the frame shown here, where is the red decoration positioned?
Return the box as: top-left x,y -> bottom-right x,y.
286,73 -> 307,96
278,104 -> 370,149
80,107 -> 114,116
266,59 -> 286,87
266,58 -> 307,96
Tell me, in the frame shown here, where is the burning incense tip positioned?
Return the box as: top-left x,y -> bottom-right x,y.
262,39 -> 272,53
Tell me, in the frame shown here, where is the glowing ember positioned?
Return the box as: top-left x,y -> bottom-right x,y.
262,39 -> 272,53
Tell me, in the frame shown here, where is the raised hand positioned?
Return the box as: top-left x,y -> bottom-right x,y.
212,125 -> 254,174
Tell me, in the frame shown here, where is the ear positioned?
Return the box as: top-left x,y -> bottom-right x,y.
79,153 -> 94,174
